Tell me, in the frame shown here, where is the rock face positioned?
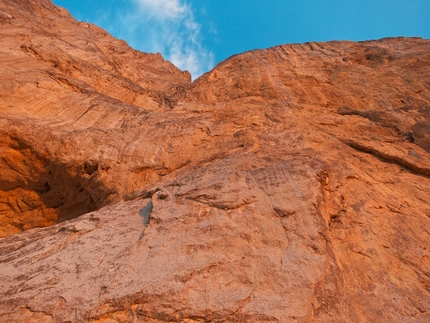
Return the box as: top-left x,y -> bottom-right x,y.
0,0 -> 430,322
0,0 -> 190,237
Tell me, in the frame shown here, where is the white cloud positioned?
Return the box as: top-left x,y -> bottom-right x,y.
123,0 -> 215,80
135,0 -> 187,21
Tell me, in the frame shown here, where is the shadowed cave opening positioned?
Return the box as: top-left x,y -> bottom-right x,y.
0,135 -> 106,237
33,163 -> 99,223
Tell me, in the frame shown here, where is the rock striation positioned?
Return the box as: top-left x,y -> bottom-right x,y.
0,0 -> 430,322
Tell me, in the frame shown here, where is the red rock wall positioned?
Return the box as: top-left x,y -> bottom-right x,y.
0,0 -> 429,322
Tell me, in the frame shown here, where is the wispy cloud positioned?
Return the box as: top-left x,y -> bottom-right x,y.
114,0 -> 214,80
134,0 -> 187,21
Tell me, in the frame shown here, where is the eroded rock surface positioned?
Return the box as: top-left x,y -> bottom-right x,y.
0,0 -> 430,322
0,0 -> 191,236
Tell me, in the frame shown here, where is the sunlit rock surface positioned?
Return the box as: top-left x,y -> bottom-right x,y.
0,0 -> 429,322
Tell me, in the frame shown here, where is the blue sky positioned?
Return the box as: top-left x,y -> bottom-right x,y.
53,0 -> 430,79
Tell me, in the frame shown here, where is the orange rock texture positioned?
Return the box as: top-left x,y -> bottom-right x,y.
1,0 -> 430,322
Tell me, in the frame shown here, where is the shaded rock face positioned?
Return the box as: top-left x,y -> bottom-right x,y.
0,1 -> 430,322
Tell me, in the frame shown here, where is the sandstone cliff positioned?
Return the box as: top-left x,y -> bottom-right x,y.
0,0 -> 430,322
